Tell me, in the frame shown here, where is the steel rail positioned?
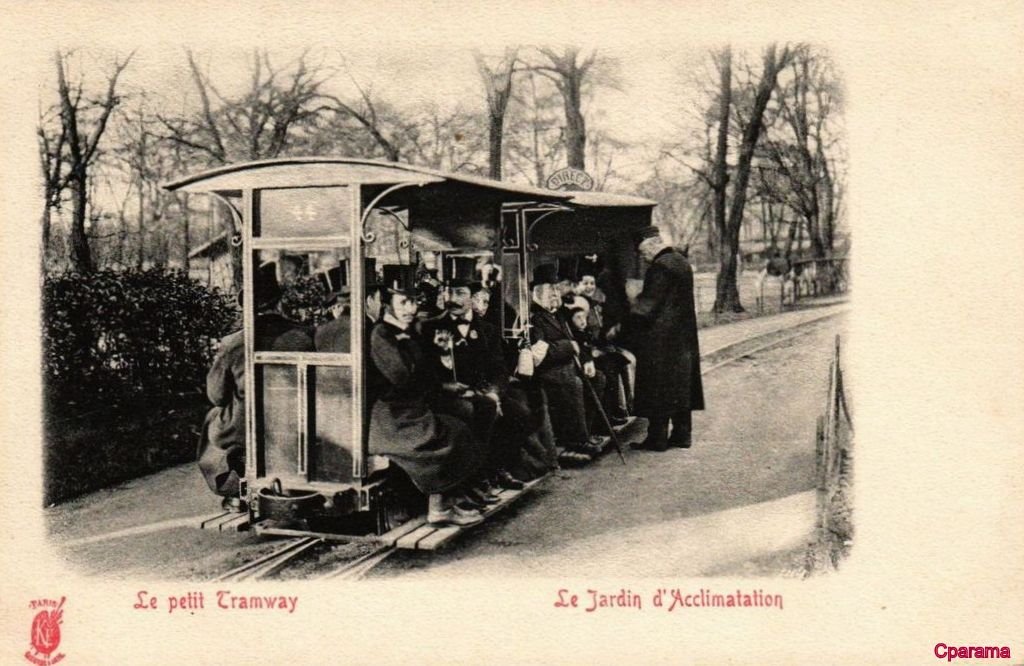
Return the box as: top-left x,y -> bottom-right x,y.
699,307 -> 847,360
315,544 -> 398,582
212,536 -> 322,582
701,327 -> 819,376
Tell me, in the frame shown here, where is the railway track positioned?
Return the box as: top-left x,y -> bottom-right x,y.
700,309 -> 844,375
212,538 -> 398,583
208,306 -> 846,582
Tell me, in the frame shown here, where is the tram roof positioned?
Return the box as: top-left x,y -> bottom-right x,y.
566,190 -> 656,208
163,157 -> 569,201
163,157 -> 654,208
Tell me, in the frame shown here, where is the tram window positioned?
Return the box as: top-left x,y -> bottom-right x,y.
309,366 -> 355,482
253,249 -> 351,353
501,252 -> 522,334
254,186 -> 352,238
257,364 -> 299,476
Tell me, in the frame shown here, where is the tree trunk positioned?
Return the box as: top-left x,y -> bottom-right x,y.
714,233 -> 742,313
784,217 -> 798,258
715,45 -> 789,313
711,48 -> 738,313
136,181 -> 145,269
563,72 -> 586,169
68,169 -> 92,273
488,113 -> 504,179
179,192 -> 191,273
41,205 -> 52,271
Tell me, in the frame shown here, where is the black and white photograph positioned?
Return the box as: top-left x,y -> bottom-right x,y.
1,2 -> 1021,664
35,40 -> 851,582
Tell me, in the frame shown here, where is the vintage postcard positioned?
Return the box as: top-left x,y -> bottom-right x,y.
1,1 -> 1021,664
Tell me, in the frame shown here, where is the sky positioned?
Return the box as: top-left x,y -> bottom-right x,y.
72,42 -> 708,188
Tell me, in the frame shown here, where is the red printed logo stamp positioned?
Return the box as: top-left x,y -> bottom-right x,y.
24,597 -> 65,666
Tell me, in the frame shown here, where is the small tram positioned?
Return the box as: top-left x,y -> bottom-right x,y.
166,158 -> 655,546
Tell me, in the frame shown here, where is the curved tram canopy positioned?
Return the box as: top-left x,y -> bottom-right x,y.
165,157 -> 655,536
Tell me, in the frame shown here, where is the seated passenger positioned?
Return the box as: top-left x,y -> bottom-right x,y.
528,264 -> 600,466
567,305 -> 610,438
200,262 -> 304,511
575,259 -> 634,419
254,262 -> 316,352
367,264 -> 485,527
469,280 -> 556,480
313,265 -> 351,353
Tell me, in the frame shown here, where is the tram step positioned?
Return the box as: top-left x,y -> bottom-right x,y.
393,476 -> 546,551
200,511 -> 252,533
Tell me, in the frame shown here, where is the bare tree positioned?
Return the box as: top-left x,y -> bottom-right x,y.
403,104 -> 486,173
38,103 -> 66,268
44,50 -> 133,273
160,49 -> 329,165
474,48 -> 518,178
504,69 -> 565,185
708,44 -> 794,313
158,49 -> 332,284
531,47 -> 603,170
758,46 -> 846,288
321,86 -> 403,162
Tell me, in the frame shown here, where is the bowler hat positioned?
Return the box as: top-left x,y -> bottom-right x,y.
530,263 -> 559,288
381,264 -> 419,296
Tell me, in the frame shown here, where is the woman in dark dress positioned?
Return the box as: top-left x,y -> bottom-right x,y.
367,266 -> 485,527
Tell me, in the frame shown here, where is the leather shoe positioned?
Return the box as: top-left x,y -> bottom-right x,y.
467,486 -> 501,505
630,438 -> 668,452
456,494 -> 486,511
428,505 -> 484,527
495,469 -> 525,490
668,433 -> 692,449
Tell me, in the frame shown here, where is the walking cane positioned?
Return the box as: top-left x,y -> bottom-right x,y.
563,320 -> 626,464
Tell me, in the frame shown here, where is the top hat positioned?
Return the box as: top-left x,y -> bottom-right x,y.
556,257 -> 577,284
319,263 -> 350,306
363,257 -> 380,289
254,262 -> 283,310
530,263 -> 559,288
634,226 -> 662,244
576,254 -> 604,280
381,264 -> 419,296
446,256 -> 478,289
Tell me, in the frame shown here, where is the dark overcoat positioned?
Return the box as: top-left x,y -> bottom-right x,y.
630,247 -> 705,417
367,319 -> 481,494
314,314 -> 351,353
198,330 -> 246,496
528,303 -> 578,376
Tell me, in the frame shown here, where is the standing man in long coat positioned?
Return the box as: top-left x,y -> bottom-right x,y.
626,227 -> 705,451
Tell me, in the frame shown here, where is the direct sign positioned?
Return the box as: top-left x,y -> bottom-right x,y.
545,167 -> 595,192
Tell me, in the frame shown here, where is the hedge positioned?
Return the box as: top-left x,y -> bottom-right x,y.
42,269 -> 238,406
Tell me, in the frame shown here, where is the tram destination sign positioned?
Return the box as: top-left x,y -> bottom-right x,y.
545,167 -> 595,192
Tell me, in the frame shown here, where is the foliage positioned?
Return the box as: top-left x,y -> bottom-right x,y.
42,269 -> 237,405
279,276 -> 332,325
